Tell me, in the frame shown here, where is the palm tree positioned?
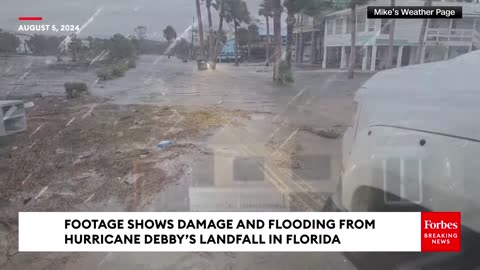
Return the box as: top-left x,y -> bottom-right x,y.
272,0 -> 282,82
302,0 -> 331,65
284,0 -> 330,66
225,0 -> 250,66
211,0 -> 226,69
386,0 -> 396,68
348,0 -> 369,79
247,23 -> 259,61
163,25 -> 177,58
298,12 -> 305,63
206,0 -> 214,59
283,0 -> 298,67
416,0 -> 432,64
195,0 -> 205,59
258,0 -> 273,65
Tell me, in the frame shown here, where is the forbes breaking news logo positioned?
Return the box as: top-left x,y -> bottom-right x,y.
421,212 -> 461,252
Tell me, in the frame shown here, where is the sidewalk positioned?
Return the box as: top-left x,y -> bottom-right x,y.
294,63 -> 377,74
240,61 -> 377,74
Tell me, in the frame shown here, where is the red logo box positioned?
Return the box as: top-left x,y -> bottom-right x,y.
421,212 -> 461,252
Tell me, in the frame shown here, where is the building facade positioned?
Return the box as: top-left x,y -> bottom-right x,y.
293,13 -> 324,64
321,0 -> 480,71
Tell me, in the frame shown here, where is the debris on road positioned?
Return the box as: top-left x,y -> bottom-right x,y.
300,125 -> 345,139
64,82 -> 89,99
124,172 -> 145,185
267,138 -> 302,169
157,140 -> 174,149
0,100 -> 27,136
24,101 -> 34,108
0,95 -> 248,218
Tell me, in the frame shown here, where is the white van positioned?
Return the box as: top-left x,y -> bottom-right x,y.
324,50 -> 480,269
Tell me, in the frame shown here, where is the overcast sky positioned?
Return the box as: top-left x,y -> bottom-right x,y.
1,0 -> 286,40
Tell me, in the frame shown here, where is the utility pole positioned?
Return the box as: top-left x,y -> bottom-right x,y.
195,0 -> 204,59
191,16 -> 195,60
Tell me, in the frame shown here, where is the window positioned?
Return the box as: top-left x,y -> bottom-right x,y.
327,19 -> 334,35
357,11 -> 366,32
335,18 -> 344,34
346,16 -> 352,33
304,16 -> 312,27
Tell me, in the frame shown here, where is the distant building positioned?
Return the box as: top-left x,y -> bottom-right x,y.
257,34 -> 287,47
293,0 -> 480,69
293,13 -> 324,64
321,0 -> 480,70
217,38 -> 238,62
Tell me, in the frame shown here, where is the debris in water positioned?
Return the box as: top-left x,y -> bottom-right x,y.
301,125 -> 344,139
24,101 -> 34,108
124,172 -> 144,185
156,140 -> 174,149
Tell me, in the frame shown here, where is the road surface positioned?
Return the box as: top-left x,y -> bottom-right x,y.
1,55 -> 374,270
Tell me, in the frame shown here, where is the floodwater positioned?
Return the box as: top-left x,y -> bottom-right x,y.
1,55 -> 373,270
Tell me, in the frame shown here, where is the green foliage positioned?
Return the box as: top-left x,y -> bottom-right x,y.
88,37 -> 109,55
258,0 -> 274,17
279,61 -> 294,83
96,69 -> 113,81
95,34 -> 137,80
26,34 -> 65,55
237,24 -> 258,47
248,23 -> 259,43
225,0 -> 251,27
175,38 -> 191,59
237,27 -> 249,46
0,29 -> 20,54
283,0 -> 302,14
109,34 -> 136,60
64,82 -> 88,99
97,59 -> 132,81
111,60 -> 128,77
163,25 -> 177,42
134,25 -> 147,40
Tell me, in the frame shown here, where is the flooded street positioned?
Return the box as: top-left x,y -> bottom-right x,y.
1,55 -> 372,270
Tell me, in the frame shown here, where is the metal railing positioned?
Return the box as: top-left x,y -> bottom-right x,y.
426,28 -> 475,42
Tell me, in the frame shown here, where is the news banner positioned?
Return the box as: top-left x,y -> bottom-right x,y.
19,212 -> 461,252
